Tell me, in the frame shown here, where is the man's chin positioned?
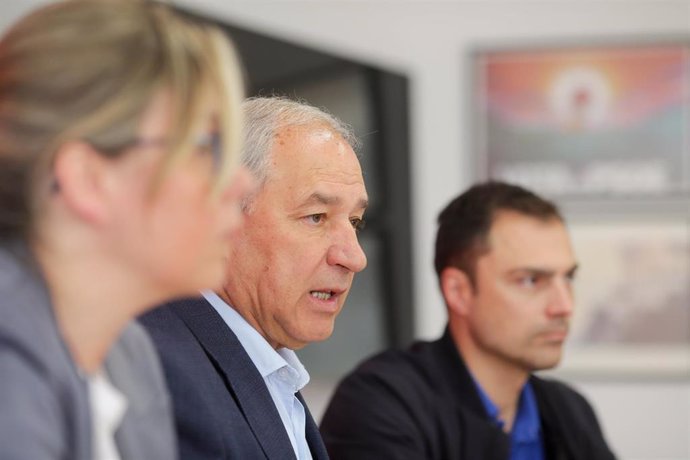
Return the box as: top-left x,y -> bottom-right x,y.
530,355 -> 563,372
308,322 -> 337,344
287,322 -> 336,349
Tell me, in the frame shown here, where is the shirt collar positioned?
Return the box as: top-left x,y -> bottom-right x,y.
472,376 -> 503,429
511,381 -> 540,442
202,290 -> 310,390
276,348 -> 310,391
471,375 -> 541,442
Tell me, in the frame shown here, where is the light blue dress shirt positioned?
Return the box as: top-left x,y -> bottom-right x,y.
472,377 -> 545,460
203,291 -> 313,460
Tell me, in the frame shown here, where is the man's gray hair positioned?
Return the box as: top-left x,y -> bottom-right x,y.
240,96 -> 360,188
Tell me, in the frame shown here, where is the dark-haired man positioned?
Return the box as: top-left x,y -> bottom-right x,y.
321,181 -> 616,460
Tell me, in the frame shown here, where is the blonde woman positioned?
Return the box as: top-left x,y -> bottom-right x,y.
0,1 -> 251,459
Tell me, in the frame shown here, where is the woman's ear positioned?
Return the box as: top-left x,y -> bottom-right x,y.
440,267 -> 474,317
52,141 -> 111,226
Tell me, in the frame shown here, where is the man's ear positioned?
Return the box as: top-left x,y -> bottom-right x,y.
52,141 -> 111,226
440,267 -> 474,317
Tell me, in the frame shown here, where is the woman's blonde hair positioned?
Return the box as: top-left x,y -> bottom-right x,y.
0,0 -> 244,240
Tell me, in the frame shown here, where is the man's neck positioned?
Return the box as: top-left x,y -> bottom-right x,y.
450,322 -> 529,432
218,287 -> 281,350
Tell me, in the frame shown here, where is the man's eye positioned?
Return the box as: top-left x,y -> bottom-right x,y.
306,214 -> 324,224
519,275 -> 539,288
350,217 -> 366,233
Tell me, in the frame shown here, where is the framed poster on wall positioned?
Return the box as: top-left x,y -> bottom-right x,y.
472,39 -> 690,200
558,218 -> 690,378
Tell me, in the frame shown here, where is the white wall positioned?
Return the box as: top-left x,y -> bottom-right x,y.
3,1 -> 689,458
170,3 -> 690,458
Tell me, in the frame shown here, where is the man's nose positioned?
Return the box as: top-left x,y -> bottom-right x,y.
326,224 -> 367,273
546,278 -> 574,318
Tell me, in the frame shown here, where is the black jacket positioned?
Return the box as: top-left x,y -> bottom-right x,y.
321,328 -> 616,460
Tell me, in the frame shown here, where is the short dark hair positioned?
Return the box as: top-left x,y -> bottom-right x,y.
434,181 -> 562,285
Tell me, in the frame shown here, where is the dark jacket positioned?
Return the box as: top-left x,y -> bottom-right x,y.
140,296 -> 329,460
321,328 -> 616,460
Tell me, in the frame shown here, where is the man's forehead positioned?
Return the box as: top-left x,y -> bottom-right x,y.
489,212 -> 567,243
266,124 -> 365,191
483,213 -> 574,263
271,126 -> 358,165
300,191 -> 369,210
479,248 -> 577,276
274,123 -> 342,147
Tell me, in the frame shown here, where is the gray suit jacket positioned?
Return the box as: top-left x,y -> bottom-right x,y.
0,242 -> 177,460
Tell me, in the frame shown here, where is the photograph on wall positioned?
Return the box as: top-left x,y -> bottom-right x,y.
557,219 -> 690,377
474,41 -> 690,199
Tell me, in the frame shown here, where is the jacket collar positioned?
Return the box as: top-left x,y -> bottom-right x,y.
171,299 -> 294,459
433,324 -> 589,460
431,327 -> 493,419
170,298 -> 328,459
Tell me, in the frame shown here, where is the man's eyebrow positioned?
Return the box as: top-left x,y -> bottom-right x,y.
304,192 -> 339,206
302,192 -> 369,210
508,263 -> 579,277
508,267 -> 555,277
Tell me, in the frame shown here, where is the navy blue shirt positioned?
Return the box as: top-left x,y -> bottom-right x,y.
473,378 -> 545,460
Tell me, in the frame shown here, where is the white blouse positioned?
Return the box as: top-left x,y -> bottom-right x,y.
88,371 -> 128,460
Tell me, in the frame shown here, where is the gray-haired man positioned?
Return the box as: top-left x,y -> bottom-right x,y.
141,97 -> 368,460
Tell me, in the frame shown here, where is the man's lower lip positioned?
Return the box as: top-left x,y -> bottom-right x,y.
309,294 -> 339,312
541,331 -> 568,341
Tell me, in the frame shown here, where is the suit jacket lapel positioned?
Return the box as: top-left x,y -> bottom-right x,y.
297,392 -> 329,460
171,299 -> 296,460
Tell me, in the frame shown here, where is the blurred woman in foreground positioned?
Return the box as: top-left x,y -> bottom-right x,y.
0,1 -> 251,458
